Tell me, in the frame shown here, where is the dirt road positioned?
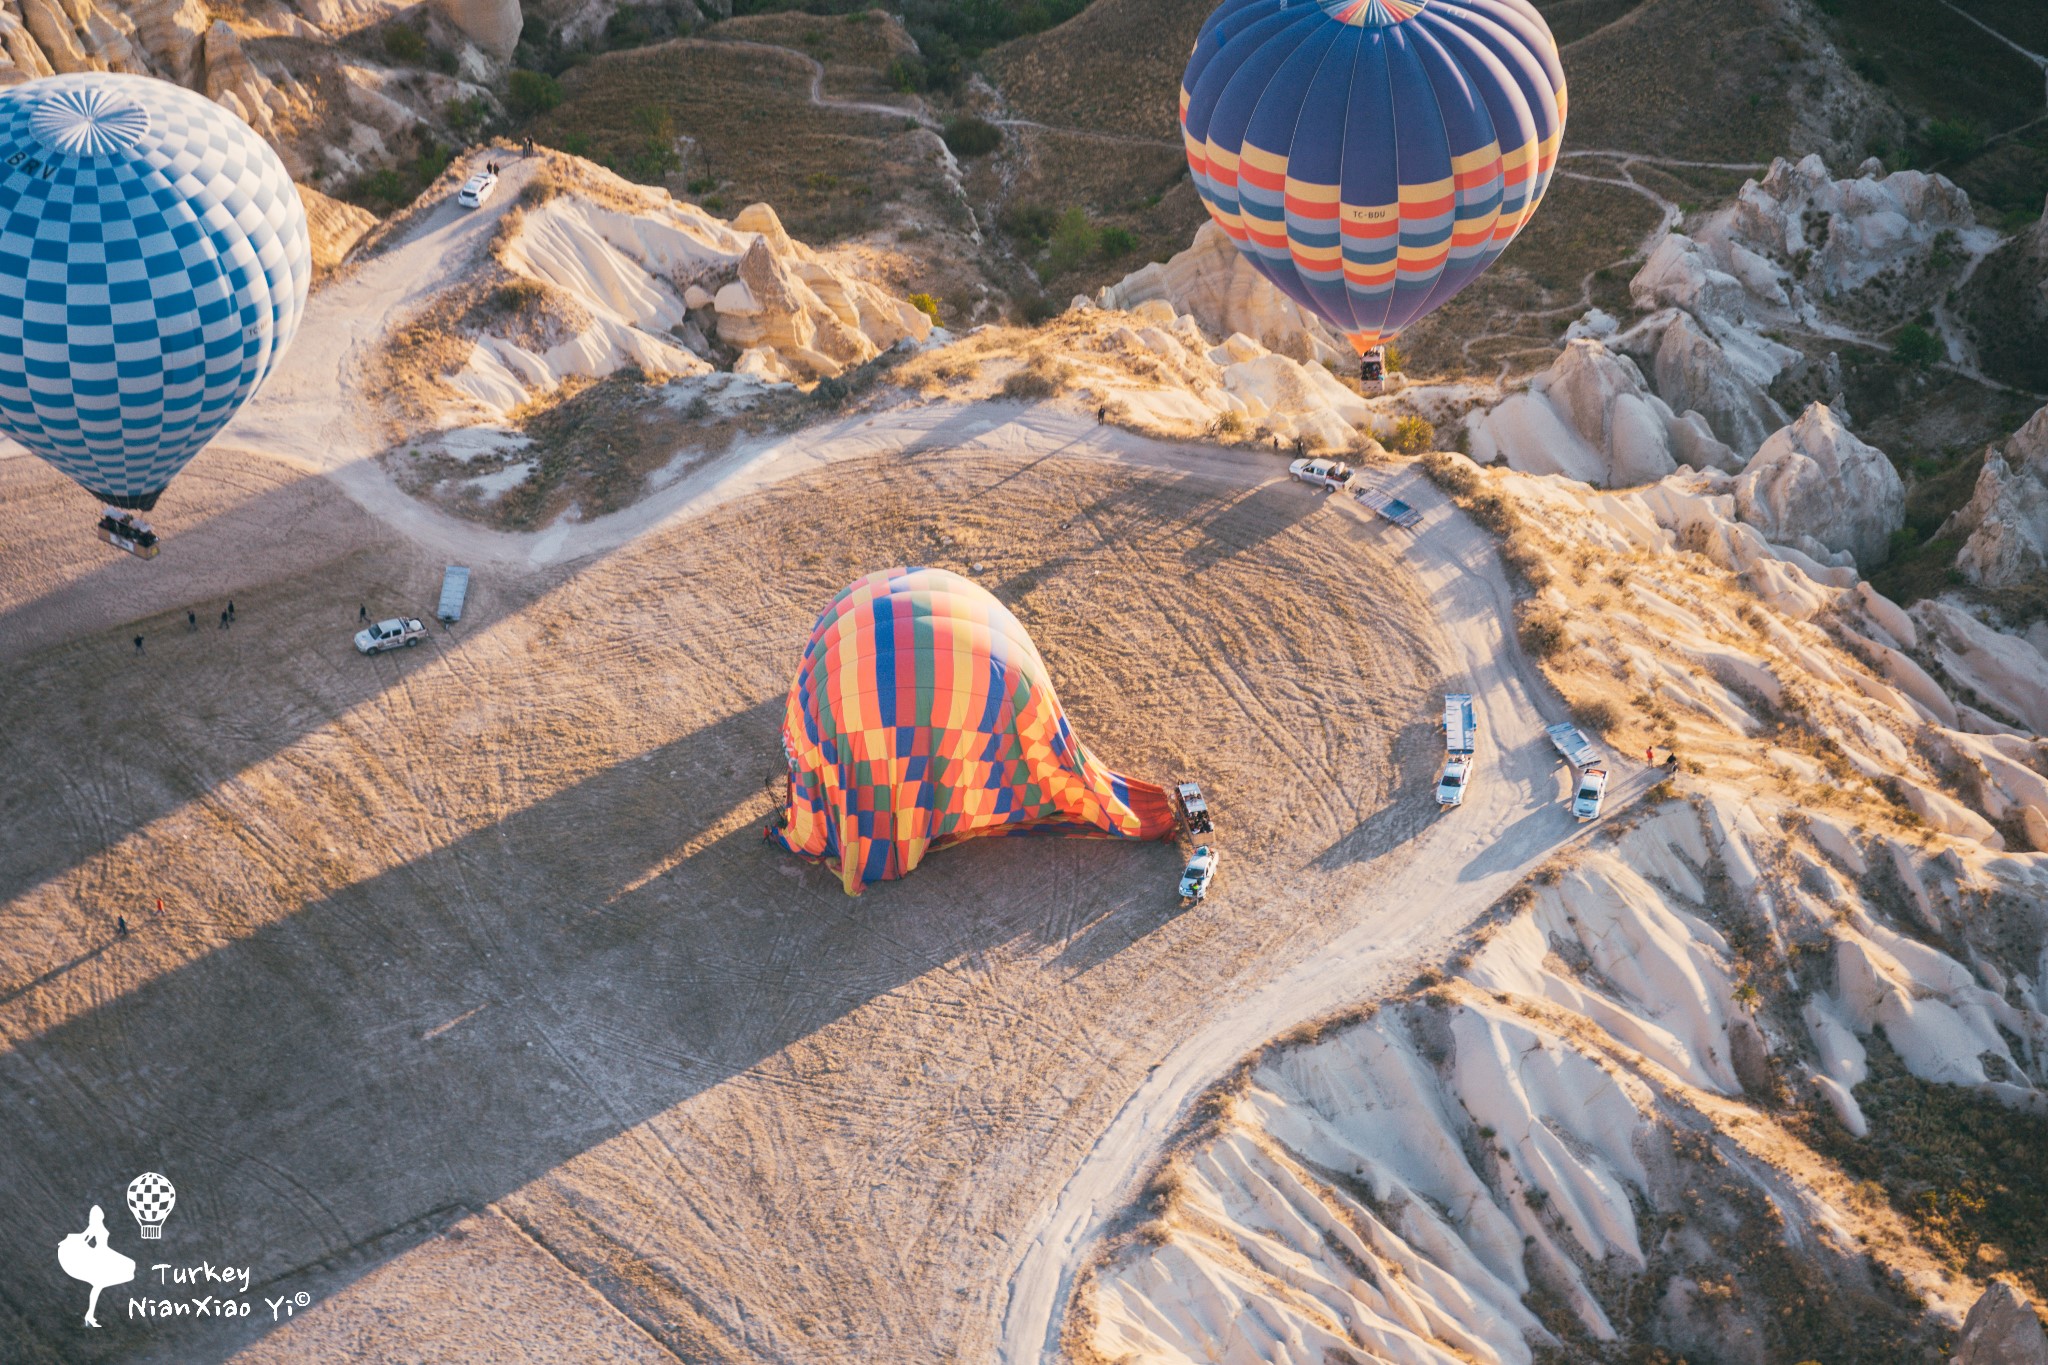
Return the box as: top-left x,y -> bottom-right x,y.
0,176 -> 1612,1362
2,406 -> 1483,1363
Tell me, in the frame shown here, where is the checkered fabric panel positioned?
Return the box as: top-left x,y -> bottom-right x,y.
0,73 -> 310,505
772,566 -> 1176,895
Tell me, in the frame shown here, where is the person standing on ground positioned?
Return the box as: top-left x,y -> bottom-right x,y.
359,603 -> 368,622
116,915 -> 127,937
187,610 -> 197,631
219,609 -> 229,630
226,600 -> 235,621
133,635 -> 143,655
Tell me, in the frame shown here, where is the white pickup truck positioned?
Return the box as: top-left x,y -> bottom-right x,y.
1438,693 -> 1476,807
1572,766 -> 1609,821
354,617 -> 426,654
1289,457 -> 1355,491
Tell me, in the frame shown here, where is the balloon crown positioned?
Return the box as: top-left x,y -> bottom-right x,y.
30,85 -> 150,157
1316,0 -> 1428,25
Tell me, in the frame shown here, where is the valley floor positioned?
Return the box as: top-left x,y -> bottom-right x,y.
0,394 -> 1626,1362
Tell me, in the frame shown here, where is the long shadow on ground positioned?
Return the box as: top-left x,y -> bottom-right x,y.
0,694 -> 1183,1362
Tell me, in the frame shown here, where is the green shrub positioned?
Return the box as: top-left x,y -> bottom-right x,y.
1046,207 -> 1097,275
1381,343 -> 1405,373
1921,118 -> 1983,164
942,116 -> 1002,158
383,25 -> 427,61
620,104 -> 680,181
908,292 -> 941,324
520,173 -> 559,205
1097,225 -> 1138,260
1893,323 -> 1942,368
507,69 -> 562,117
355,168 -> 407,211
1000,203 -> 1058,249
1386,414 -> 1436,454
445,96 -> 489,133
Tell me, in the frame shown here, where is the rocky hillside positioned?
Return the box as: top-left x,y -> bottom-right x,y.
1067,430 -> 2048,1365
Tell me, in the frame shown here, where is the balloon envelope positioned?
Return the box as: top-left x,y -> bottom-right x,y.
772,566 -> 1177,895
0,73 -> 310,509
1181,0 -> 1566,351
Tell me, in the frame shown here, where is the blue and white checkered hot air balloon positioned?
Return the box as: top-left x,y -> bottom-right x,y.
0,72 -> 309,550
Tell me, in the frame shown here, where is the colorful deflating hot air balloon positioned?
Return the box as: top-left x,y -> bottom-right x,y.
0,73 -> 310,555
770,566 -> 1178,895
1180,0 -> 1566,362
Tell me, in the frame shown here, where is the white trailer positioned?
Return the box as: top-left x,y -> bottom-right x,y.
1438,693 -> 1477,807
437,566 -> 470,624
1545,722 -> 1602,769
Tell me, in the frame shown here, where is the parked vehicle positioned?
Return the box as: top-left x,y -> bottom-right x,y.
1288,457 -> 1355,491
456,171 -> 498,209
1438,693 -> 1476,807
1573,766 -> 1609,822
1178,845 -> 1220,905
438,565 -> 471,623
1173,781 -> 1214,836
354,617 -> 426,654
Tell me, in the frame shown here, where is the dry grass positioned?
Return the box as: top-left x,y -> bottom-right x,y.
981,0 -> 1214,141
704,11 -> 917,103
529,38 -> 932,242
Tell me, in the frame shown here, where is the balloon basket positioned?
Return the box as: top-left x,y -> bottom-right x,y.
97,508 -> 160,559
138,1225 -> 161,1239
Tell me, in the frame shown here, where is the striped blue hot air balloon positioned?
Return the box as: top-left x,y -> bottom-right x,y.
0,72 -> 309,541
1181,0 -> 1566,356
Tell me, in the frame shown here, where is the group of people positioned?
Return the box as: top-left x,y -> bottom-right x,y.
138,600 -> 234,653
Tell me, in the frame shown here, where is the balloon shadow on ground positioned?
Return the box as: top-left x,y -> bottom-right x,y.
0,694 -> 1179,1363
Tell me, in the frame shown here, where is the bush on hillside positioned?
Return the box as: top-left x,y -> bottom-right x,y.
1097,225 -> 1138,260
1386,414 -> 1435,454
1893,323 -> 1942,368
1420,450 -> 1478,495
942,116 -> 1002,157
1046,207 -> 1097,275
508,69 -> 563,117
1517,607 -> 1569,658
383,25 -> 427,61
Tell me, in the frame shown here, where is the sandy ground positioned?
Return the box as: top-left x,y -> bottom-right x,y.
0,140 -> 1633,1362
0,397 -> 1550,1362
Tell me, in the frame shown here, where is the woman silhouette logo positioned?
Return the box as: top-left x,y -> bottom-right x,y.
57,1205 -> 135,1327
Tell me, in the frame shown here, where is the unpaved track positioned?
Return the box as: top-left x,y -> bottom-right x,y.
998,460 -> 1616,1362
2,169 -> 1619,1360
3,410 -> 1462,1364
